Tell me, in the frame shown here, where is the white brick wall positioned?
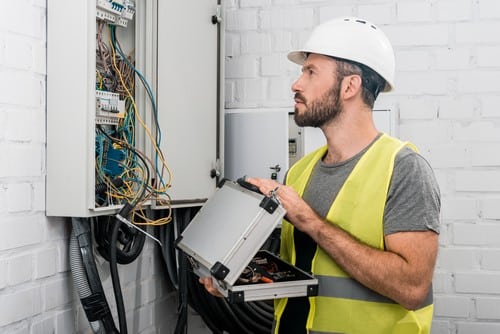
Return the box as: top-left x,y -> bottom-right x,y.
224,0 -> 500,333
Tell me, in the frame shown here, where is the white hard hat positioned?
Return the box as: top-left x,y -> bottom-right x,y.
288,17 -> 395,92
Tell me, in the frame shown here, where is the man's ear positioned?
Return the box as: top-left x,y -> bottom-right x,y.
342,75 -> 363,100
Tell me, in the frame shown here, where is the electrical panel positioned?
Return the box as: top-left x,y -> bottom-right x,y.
46,0 -> 223,217
224,109 -> 289,182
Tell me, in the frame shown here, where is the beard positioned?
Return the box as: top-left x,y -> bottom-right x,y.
294,80 -> 343,128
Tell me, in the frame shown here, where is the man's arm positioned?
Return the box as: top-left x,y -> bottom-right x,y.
247,177 -> 438,310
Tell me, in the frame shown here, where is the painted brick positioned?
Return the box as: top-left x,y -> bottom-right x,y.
0,287 -> 42,327
225,9 -> 258,31
319,5 -> 353,23
456,170 -> 500,192
5,108 -> 37,142
54,309 -> 74,334
270,31 -> 293,52
7,253 -> 32,286
436,247 -> 480,271
241,32 -> 272,55
0,38 -> 5,65
268,77 -> 294,104
260,8 -> 314,30
30,316 -> 54,334
0,185 -> 6,214
34,247 -> 57,279
225,33 -> 240,58
456,272 -> 500,294
453,223 -> 500,246
481,96 -> 500,118
234,78 -> 267,106
457,71 -> 500,93
43,276 -> 72,311
431,320 -> 451,334
478,0 -> 500,19
0,144 -> 42,178
434,295 -> 473,318
476,297 -> 500,320
456,22 -> 500,44
441,198 -> 477,221
434,47 -> 472,70
457,322 -> 500,334
2,324 -> 29,334
56,240 -> 69,273
0,259 -> 6,289
0,215 -> 43,251
4,36 -> 33,71
426,145 -> 469,168
0,109 -> 6,141
397,1 -> 433,22
7,183 -> 31,213
470,144 -> 500,167
396,50 -> 432,71
31,315 -> 55,334
436,0 -> 472,21
225,80 -> 235,105
394,71 -> 448,95
383,24 -> 449,47
225,55 -> 258,78
481,198 -> 500,219
0,3 -> 43,39
240,0 -> 270,7
439,97 -> 478,120
399,97 -> 438,120
32,40 -> 45,75
481,250 -> 500,270
477,46 -> 500,67
433,271 -> 455,294
32,180 -> 45,212
0,71 -> 41,107
261,54 -> 284,76
453,122 -> 500,142
358,3 -> 395,24
399,121 -> 452,145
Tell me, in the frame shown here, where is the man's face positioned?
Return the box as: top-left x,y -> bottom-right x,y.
292,54 -> 343,128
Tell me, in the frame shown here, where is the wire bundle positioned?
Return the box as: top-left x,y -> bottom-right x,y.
95,20 -> 173,227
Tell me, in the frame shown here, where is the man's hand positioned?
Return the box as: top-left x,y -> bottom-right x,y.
198,277 -> 224,298
246,177 -> 319,233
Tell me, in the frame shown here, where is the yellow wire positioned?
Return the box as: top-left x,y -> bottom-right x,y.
109,31 -> 173,195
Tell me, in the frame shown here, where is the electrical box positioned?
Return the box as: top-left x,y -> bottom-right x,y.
46,0 -> 223,217
176,180 -> 318,303
224,109 -> 289,182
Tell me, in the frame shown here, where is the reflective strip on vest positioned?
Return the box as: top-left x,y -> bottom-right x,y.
317,275 -> 433,307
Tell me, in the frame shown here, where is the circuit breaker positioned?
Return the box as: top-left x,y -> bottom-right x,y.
46,0 -> 223,217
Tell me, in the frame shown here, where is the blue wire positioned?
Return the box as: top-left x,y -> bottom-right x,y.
110,25 -> 167,191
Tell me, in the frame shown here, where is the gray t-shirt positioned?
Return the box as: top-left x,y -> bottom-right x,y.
278,136 -> 441,334
302,137 -> 441,235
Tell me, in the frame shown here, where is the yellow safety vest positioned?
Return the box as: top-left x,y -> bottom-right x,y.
273,134 -> 434,334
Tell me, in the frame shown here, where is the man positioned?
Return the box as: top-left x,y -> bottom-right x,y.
202,17 -> 440,333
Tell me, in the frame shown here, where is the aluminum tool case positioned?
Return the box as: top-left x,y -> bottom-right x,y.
175,180 -> 318,303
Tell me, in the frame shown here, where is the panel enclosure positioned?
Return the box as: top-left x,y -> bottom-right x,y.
46,0 -> 223,216
156,0 -> 222,206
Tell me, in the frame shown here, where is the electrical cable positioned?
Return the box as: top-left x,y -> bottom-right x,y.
70,217 -> 119,334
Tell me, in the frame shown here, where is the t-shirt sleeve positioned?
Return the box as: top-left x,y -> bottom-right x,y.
384,147 -> 441,235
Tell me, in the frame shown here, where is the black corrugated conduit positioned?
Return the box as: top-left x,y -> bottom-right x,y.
70,217 -> 118,334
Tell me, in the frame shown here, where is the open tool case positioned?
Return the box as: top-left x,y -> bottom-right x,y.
175,179 -> 318,303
